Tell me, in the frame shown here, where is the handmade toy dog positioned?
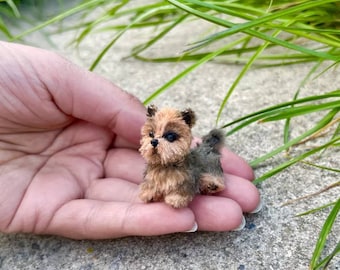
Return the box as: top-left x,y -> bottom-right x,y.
139,105 -> 225,208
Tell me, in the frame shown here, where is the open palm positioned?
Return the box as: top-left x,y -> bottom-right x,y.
0,42 -> 260,239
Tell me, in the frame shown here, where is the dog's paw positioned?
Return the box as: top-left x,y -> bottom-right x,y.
199,174 -> 225,194
164,193 -> 193,208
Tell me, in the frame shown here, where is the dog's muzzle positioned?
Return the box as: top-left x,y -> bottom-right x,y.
151,138 -> 159,148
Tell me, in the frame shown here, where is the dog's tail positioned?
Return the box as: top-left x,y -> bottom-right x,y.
191,129 -> 225,194
201,129 -> 225,152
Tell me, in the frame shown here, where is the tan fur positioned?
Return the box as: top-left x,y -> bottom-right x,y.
139,164 -> 194,208
199,173 -> 225,194
139,105 -> 225,208
139,108 -> 192,165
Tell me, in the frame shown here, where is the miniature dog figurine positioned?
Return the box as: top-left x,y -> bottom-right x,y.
139,105 -> 225,208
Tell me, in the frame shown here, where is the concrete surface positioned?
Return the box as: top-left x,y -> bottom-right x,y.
1,2 -> 339,269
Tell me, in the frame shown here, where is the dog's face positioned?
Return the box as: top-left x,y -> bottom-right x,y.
139,105 -> 196,165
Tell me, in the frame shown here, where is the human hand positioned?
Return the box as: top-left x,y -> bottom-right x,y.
0,41 -> 260,239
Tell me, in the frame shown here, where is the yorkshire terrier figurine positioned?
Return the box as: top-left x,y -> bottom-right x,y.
139,105 -> 225,208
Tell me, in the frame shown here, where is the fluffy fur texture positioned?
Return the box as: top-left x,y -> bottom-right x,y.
139,105 -> 225,208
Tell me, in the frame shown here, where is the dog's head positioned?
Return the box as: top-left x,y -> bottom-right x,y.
139,105 -> 196,165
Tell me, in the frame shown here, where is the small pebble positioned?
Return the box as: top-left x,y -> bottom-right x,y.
245,222 -> 256,230
238,265 -> 246,270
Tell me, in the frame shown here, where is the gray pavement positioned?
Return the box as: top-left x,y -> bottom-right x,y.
0,3 -> 339,269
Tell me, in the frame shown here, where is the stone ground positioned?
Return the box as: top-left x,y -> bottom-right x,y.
0,2 -> 339,269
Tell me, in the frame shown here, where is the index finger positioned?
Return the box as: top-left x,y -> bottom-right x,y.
13,42 -> 147,147
52,63 -> 146,147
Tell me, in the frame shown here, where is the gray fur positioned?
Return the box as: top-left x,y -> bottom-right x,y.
186,129 -> 225,193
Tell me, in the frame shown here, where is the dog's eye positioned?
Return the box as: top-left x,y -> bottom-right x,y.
163,131 -> 179,142
149,131 -> 154,138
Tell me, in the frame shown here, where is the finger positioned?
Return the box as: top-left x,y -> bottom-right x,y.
104,148 -> 145,184
220,173 -> 260,213
112,136 -> 141,149
46,200 -> 195,239
220,148 -> 255,181
56,67 -> 145,147
85,178 -> 141,203
54,67 -> 145,147
189,196 -> 244,231
21,44 -> 146,147
86,174 -> 260,214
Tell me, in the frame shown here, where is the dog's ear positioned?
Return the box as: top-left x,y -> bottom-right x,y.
146,105 -> 158,117
181,108 -> 196,128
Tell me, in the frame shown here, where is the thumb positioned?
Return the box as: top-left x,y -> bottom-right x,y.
25,43 -> 146,146
52,59 -> 145,146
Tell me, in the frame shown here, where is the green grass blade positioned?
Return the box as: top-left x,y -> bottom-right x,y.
332,122 -> 340,139
296,201 -> 337,217
168,0 -> 339,61
250,109 -> 339,168
188,0 -> 340,48
73,0 -> 129,46
253,135 -> 340,184
50,2 -> 174,35
215,43 -> 267,124
283,60 -> 325,144
216,21 -> 293,124
310,198 -> 340,269
0,17 -> 13,39
221,90 -> 340,134
4,0 -> 20,17
320,119 -> 340,157
302,161 -> 340,174
134,44 -> 272,62
314,241 -> 340,269
143,36 -> 248,104
131,14 -> 188,57
182,0 -> 338,37
89,33 -> 122,71
223,108 -> 289,136
262,101 -> 340,122
132,41 -> 327,63
89,4 -> 175,71
73,2 -> 178,47
272,26 -> 340,35
13,0 -> 109,40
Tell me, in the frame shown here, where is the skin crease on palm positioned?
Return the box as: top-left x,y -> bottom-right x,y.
0,41 -> 260,240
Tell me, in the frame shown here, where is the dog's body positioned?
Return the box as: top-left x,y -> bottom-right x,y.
139,105 -> 225,208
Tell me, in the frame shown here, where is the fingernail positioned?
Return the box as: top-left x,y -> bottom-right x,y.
184,222 -> 198,233
232,216 -> 246,231
250,199 -> 263,214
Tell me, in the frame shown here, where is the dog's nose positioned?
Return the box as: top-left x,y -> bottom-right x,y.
151,138 -> 158,148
